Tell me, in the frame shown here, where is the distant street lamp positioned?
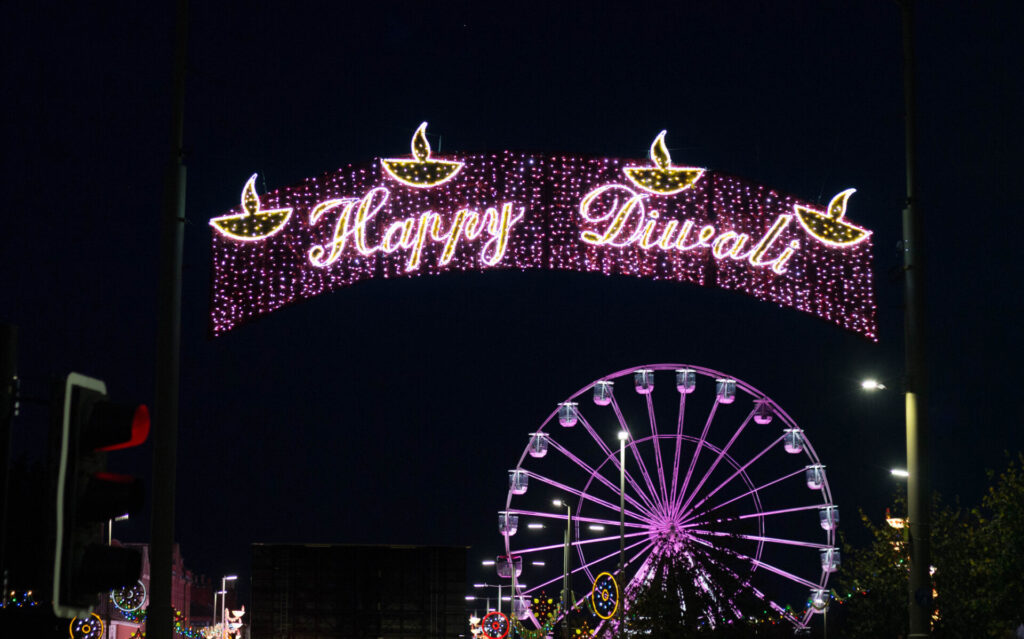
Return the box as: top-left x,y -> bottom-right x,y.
891,469 -> 910,478
107,513 -> 130,546
617,430 -> 628,636
221,575 -> 237,639
861,379 -> 886,391
213,590 -> 225,632
552,498 -> 571,639
473,583 -> 504,614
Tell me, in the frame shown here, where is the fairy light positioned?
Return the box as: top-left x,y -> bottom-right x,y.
211,151 -> 877,340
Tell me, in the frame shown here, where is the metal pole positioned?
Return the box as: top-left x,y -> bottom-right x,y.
0,324 -> 16,592
151,1 -> 187,639
561,504 -> 571,639
618,435 -> 625,634
221,578 -> 227,639
899,1 -> 931,636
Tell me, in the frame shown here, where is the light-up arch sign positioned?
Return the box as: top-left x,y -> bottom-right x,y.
210,124 -> 876,339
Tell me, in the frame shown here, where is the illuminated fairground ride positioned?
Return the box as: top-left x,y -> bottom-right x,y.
497,364 -> 839,635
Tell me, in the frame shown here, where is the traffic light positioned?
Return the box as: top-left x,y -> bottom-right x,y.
51,372 -> 149,618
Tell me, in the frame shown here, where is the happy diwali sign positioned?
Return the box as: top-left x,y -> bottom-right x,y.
210,124 -> 877,339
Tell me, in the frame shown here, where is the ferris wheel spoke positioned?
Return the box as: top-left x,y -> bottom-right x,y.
669,394 -> 687,506
689,529 -> 833,550
690,536 -> 821,590
522,470 -> 654,524
520,534 -> 652,596
506,509 -> 649,531
610,396 -> 662,513
681,434 -> 785,518
645,394 -> 670,505
683,503 -> 831,534
674,400 -> 721,514
681,466 -> 806,525
694,551 -> 803,627
515,530 -> 650,558
546,437 -> 657,519
576,413 -> 660,514
676,407 -> 756,516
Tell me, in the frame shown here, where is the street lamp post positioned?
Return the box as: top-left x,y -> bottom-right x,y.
617,430 -> 627,635
221,575 -> 237,639
473,583 -> 504,614
213,590 -> 224,632
552,499 -> 571,639
106,513 -> 129,546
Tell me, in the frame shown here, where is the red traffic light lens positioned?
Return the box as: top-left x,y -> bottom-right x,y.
96,404 -> 150,451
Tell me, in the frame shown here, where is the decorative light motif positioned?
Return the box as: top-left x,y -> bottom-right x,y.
111,580 -> 147,612
623,130 -> 704,195
794,189 -> 871,247
211,152 -> 877,340
122,607 -> 212,639
210,174 -> 293,241
381,122 -> 464,188
69,613 -> 104,639
480,611 -> 511,639
590,572 -> 619,620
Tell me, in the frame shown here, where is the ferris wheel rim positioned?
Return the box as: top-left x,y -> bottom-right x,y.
499,363 -> 837,631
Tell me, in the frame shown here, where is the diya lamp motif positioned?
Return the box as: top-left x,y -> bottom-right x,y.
623,130 -> 705,195
381,121 -> 464,188
794,188 -> 871,247
210,173 -> 293,241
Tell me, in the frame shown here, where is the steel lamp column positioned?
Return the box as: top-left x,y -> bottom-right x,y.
617,430 -> 627,636
221,575 -> 237,639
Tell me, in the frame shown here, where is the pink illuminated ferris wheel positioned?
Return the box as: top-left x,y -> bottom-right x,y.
498,364 -> 838,633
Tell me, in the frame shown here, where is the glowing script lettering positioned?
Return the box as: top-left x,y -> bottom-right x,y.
579,184 -> 799,274
307,186 -> 525,272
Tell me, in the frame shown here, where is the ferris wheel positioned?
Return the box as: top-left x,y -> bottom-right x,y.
497,364 -> 839,633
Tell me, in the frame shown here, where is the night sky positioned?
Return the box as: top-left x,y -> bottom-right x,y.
4,0 -> 1022,610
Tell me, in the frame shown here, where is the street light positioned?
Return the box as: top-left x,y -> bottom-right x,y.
617,430 -> 628,636
221,575 -> 237,639
213,590 -> 225,631
107,513 -> 130,546
891,468 -> 910,478
552,499 -> 571,639
861,378 -> 886,391
473,583 -> 504,614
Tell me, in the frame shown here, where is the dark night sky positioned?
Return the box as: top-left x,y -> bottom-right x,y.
3,0 -> 1023,609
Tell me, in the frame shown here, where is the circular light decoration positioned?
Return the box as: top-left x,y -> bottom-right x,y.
69,613 -> 104,639
590,572 -> 619,620
111,579 -> 147,612
480,611 -> 511,639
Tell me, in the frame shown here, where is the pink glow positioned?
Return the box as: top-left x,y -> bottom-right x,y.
211,154 -> 876,338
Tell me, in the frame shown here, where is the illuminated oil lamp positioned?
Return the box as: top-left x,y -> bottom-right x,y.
381,121 -> 464,188
210,173 -> 293,241
623,130 -> 705,195
794,189 -> 871,247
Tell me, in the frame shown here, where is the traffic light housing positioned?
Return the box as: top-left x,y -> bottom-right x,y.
52,373 -> 149,618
